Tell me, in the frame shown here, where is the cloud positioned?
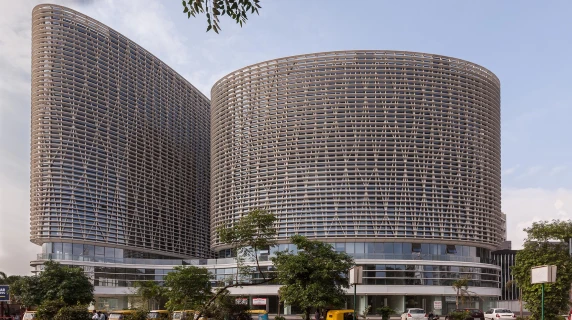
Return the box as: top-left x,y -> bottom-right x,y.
503,188 -> 572,249
502,165 -> 520,176
550,165 -> 567,176
516,165 -> 543,179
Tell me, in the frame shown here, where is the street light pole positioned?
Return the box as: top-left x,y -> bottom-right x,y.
542,283 -> 545,320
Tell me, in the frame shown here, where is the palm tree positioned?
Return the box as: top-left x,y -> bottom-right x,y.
0,272 -> 7,284
452,278 -> 469,308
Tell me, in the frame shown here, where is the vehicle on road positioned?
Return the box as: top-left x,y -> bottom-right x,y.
444,309 -> 484,320
22,311 -> 36,320
109,310 -> 137,320
401,308 -> 428,320
484,309 -> 515,320
326,310 -> 355,320
147,310 -> 169,319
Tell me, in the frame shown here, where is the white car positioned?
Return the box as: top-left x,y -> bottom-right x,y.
401,308 -> 428,320
484,309 -> 515,320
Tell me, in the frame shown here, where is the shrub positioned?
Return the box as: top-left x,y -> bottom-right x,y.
36,300 -> 66,320
125,309 -> 149,320
54,305 -> 91,320
448,311 -> 470,320
275,316 -> 286,320
376,306 -> 395,320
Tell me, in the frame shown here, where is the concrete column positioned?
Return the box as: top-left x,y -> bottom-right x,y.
284,304 -> 291,315
358,296 -> 368,315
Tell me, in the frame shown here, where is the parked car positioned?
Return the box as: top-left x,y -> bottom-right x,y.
445,309 -> 484,320
484,309 -> 515,320
401,308 -> 428,320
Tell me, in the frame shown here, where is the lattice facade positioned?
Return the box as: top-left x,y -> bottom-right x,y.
31,5 -> 211,258
211,51 -> 501,251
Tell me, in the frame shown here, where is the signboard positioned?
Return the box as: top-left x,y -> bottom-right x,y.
252,298 -> 267,306
0,285 -> 9,302
433,301 -> 442,310
349,266 -> 363,285
532,265 -> 557,284
236,298 -> 248,305
445,296 -> 456,302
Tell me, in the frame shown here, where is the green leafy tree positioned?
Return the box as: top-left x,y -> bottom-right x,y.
203,289 -> 250,320
272,235 -> 355,320
53,305 -> 92,320
376,306 -> 394,320
133,281 -> 166,310
512,220 -> 572,320
447,310 -> 470,320
36,300 -> 67,320
0,271 -> 22,316
11,261 -> 93,309
192,209 -> 277,319
164,265 -> 212,311
181,0 -> 262,33
11,275 -> 43,308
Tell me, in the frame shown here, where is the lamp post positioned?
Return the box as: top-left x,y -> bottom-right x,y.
350,266 -> 363,320
531,265 -> 557,320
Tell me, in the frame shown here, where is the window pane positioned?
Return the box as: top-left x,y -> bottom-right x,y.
346,242 -> 355,254
73,243 -> 83,255
384,243 -> 394,254
355,243 -> 365,254
63,243 -> 73,254
394,243 -> 403,254
83,244 -> 94,256
53,242 -> 63,254
105,247 -> 115,258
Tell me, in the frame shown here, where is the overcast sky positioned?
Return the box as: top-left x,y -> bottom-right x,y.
1,0 -> 572,275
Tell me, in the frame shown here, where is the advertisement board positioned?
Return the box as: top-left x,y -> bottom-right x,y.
252,298 -> 267,306
236,298 -> 248,305
433,301 -> 442,310
0,286 -> 9,302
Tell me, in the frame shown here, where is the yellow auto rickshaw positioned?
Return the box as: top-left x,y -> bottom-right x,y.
327,310 -> 355,320
108,310 -> 137,320
148,310 -> 169,319
247,310 -> 268,320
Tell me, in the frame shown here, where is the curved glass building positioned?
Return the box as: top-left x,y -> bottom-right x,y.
30,4 -> 211,259
211,51 -> 502,311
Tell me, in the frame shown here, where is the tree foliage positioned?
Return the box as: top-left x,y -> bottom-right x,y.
125,309 -> 149,320
218,208 -> 277,282
164,265 -> 212,311
181,0 -> 261,33
272,235 -> 355,320
11,261 -> 93,308
512,220 -> 572,320
36,300 -> 67,320
525,220 -> 572,243
203,289 -> 250,320
133,280 -> 166,310
53,305 -> 92,320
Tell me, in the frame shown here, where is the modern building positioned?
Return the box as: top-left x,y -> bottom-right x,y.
211,50 -> 503,313
30,3 -> 211,306
30,4 -> 503,314
492,247 -> 523,312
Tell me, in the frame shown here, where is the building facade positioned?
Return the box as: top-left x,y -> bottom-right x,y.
30,5 -> 502,314
31,4 -> 211,260
211,50 -> 503,313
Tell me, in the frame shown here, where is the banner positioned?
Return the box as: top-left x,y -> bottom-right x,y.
252,298 -> 267,305
0,286 -> 9,302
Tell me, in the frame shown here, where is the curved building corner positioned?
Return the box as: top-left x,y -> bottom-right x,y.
30,4 -> 211,260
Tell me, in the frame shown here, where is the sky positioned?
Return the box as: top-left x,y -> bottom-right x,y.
1,0 -> 572,275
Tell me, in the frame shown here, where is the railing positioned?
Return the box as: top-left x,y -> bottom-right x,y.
35,253 -> 495,266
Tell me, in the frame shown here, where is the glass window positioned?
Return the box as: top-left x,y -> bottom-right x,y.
335,243 -> 345,252
384,243 -> 394,254
430,244 -> 439,255
412,243 -> 421,253
355,242 -> 365,254
73,243 -> 83,256
446,245 -> 457,254
95,246 -> 105,256
463,246 -> 470,257
421,243 -> 430,254
105,247 -> 115,258
115,248 -> 124,258
346,242 -> 355,254
366,243 -> 375,254
394,243 -> 403,254
402,243 -> 411,254
53,242 -> 63,254
63,243 -> 73,254
373,243 -> 384,254
83,245 -> 94,256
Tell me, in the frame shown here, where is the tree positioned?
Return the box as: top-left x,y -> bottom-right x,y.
0,271 -> 22,316
36,300 -> 66,320
11,261 -> 93,309
133,281 -> 166,310
193,209 -> 277,319
181,0 -> 262,33
203,289 -> 250,320
164,265 -> 212,311
53,305 -> 92,320
272,235 -> 355,320
512,220 -> 572,320
451,278 -> 469,308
